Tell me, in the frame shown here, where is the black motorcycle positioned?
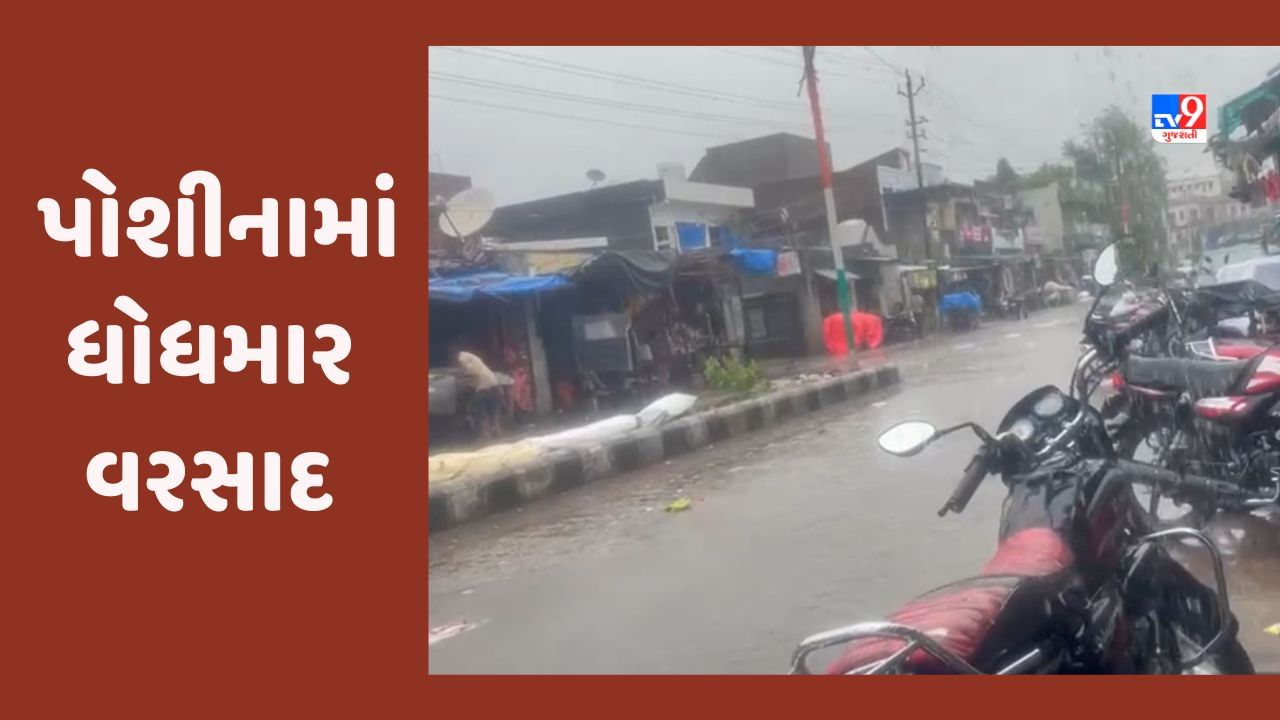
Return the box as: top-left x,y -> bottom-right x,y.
884,311 -> 923,344
1081,244 -> 1280,527
996,293 -> 1029,320
790,377 -> 1254,675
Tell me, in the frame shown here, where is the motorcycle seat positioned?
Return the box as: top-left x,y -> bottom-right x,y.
1122,356 -> 1247,398
827,528 -> 1074,674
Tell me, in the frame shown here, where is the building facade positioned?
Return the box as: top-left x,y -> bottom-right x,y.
486,168 -> 754,255
1166,170 -> 1271,259
1016,178 -> 1110,258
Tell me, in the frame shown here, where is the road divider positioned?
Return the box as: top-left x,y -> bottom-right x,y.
429,364 -> 901,533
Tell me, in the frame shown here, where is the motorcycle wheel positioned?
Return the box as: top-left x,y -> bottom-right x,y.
1107,403 -> 1210,530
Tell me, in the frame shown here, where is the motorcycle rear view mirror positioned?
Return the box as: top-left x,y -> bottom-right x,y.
877,420 -> 937,457
1093,243 -> 1119,287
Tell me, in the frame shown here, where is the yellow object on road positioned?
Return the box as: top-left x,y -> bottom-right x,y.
665,497 -> 693,513
1265,623 -> 1280,637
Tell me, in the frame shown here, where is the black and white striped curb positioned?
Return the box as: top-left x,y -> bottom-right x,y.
429,364 -> 901,533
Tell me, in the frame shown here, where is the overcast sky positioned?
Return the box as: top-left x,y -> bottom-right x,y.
429,46 -> 1278,205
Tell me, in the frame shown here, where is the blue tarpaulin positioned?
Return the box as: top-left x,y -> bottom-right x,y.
940,291 -> 982,314
727,247 -> 777,276
429,271 -> 573,303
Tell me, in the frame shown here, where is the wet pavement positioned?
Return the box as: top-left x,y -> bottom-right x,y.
428,304 -> 1280,673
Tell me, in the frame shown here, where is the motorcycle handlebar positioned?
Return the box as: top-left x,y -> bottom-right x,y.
1110,459 -> 1243,500
939,447 -> 990,517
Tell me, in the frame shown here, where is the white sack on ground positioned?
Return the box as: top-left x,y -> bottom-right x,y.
429,393 -> 700,482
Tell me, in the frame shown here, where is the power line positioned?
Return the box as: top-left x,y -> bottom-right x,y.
820,47 -> 900,75
436,46 -> 806,111
705,47 -> 864,80
774,46 -> 897,79
706,46 -> 803,70
429,93 -> 733,140
430,71 -> 806,129
437,46 -> 897,125
862,47 -> 901,73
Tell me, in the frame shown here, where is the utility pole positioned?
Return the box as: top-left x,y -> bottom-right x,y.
801,46 -> 855,357
1109,130 -> 1140,276
899,70 -> 930,261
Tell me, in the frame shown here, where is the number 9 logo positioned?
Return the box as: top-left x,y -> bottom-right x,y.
1180,95 -> 1205,129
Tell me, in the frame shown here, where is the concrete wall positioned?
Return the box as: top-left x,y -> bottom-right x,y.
885,198 -> 932,264
876,162 -> 944,194
689,133 -> 828,187
644,178 -> 757,253
1018,183 -> 1065,253
648,202 -> 746,253
1168,172 -> 1230,202
662,178 -> 754,207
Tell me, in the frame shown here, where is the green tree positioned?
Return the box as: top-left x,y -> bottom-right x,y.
994,157 -> 1019,190
1021,162 -> 1074,189
1061,105 -> 1169,270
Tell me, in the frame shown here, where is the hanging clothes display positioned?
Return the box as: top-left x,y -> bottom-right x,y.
1263,169 -> 1280,203
502,343 -> 533,414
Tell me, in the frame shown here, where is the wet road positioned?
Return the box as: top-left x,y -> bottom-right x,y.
429,304 -> 1280,673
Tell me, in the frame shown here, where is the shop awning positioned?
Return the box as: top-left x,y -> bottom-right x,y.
1219,76 -> 1280,140
429,271 -> 574,303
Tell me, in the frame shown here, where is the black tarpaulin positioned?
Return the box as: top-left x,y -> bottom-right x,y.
1188,279 -> 1280,325
570,250 -> 675,295
1194,279 -> 1280,305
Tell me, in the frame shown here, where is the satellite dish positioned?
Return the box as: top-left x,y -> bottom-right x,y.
587,169 -> 606,188
439,187 -> 494,239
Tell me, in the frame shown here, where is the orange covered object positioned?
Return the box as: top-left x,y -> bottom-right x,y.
823,311 -> 883,355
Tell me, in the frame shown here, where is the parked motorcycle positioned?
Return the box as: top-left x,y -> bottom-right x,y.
1085,246 -> 1280,525
791,378 -> 1254,674
884,311 -> 923,344
941,291 -> 982,332
996,293 -> 1029,320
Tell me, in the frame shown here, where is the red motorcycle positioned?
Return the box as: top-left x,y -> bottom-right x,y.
791,380 -> 1253,674
791,245 -> 1253,675
1095,277 -> 1280,525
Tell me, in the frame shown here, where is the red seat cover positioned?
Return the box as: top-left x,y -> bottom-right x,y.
980,526 -> 1075,576
827,528 -> 1074,674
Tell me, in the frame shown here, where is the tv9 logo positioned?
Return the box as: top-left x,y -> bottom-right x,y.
1151,94 -> 1207,144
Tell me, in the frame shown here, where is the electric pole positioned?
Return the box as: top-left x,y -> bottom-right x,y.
898,70 -> 930,261
801,46 -> 856,358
